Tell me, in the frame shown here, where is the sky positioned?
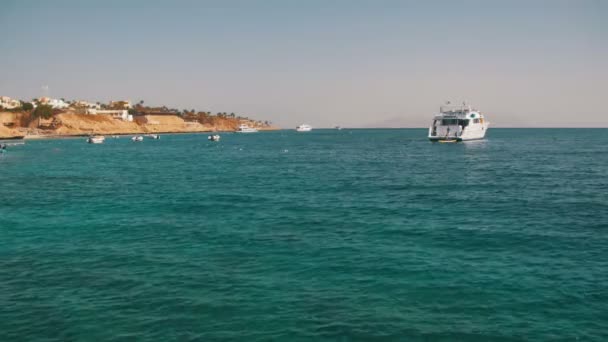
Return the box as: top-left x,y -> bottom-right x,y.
0,0 -> 606,128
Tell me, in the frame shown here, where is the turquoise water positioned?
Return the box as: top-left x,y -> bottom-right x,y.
1,129 -> 607,341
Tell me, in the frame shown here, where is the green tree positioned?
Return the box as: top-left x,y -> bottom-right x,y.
21,102 -> 34,111
31,104 -> 53,126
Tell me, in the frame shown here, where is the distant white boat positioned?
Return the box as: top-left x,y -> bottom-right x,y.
296,124 -> 312,132
335,125 -> 342,130
236,124 -> 258,133
429,102 -> 489,142
147,134 -> 160,139
131,136 -> 144,142
87,135 -> 105,144
208,134 -> 220,141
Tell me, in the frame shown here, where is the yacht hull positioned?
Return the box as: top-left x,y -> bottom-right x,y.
428,122 -> 489,142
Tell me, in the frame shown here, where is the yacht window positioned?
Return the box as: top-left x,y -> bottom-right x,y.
441,119 -> 458,125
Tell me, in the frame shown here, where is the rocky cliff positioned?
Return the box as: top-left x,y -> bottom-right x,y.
0,112 -> 276,138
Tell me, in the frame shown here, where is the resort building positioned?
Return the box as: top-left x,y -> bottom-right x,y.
0,96 -> 22,110
72,100 -> 101,110
109,100 -> 132,109
38,97 -> 70,109
87,108 -> 133,122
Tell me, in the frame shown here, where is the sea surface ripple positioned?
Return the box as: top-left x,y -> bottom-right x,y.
1,129 -> 607,341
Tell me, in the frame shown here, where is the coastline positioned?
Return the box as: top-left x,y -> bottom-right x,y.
20,127 -> 279,139
0,112 -> 278,139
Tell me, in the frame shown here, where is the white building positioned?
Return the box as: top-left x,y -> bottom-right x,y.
38,97 -> 69,109
0,96 -> 22,110
87,108 -> 133,122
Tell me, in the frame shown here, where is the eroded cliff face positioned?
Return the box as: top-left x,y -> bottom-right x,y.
0,112 -> 276,138
0,125 -> 24,139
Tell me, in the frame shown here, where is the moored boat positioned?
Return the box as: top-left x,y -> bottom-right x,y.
131,135 -> 144,142
236,124 -> 258,133
87,135 -> 105,144
208,134 -> 221,141
296,124 -> 312,132
428,102 -> 489,142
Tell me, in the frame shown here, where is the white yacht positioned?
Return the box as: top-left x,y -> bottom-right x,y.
428,103 -> 489,142
87,135 -> 105,144
208,134 -> 220,141
236,124 -> 258,133
296,124 -> 312,132
131,135 -> 144,142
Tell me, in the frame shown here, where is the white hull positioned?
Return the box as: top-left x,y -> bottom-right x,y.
428,122 -> 489,141
296,124 -> 312,132
236,124 -> 258,133
87,136 -> 105,144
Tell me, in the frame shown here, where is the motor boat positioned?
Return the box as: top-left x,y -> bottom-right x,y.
131,136 -> 144,142
87,135 -> 105,144
296,124 -> 312,132
235,124 -> 258,133
208,134 -> 220,141
146,134 -> 160,139
428,102 -> 489,142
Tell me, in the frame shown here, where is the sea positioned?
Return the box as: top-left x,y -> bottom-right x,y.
1,129 -> 607,341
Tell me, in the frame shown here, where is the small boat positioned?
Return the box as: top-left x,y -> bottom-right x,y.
296,124 -> 312,132
131,136 -> 144,142
146,134 -> 160,139
87,135 -> 105,144
208,134 -> 221,142
235,124 -> 258,133
335,126 -> 342,130
429,102 -> 489,142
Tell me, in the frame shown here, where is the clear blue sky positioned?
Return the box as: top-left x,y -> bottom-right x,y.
1,0 -> 606,127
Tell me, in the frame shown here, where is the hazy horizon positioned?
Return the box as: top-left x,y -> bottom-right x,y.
1,0 -> 606,128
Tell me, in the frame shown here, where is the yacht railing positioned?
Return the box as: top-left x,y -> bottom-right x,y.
440,104 -> 473,114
